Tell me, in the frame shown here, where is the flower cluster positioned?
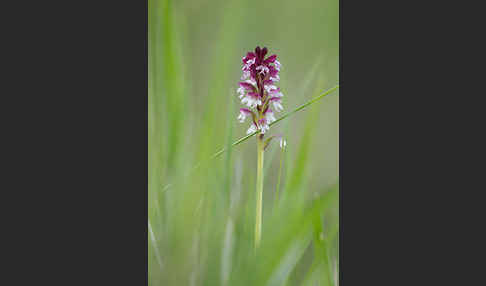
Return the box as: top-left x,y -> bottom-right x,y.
237,46 -> 284,136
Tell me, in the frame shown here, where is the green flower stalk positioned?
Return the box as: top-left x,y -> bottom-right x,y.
255,134 -> 264,249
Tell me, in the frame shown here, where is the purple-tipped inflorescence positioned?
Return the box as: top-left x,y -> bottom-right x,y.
237,46 -> 283,135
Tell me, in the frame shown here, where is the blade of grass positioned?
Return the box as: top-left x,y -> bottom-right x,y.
210,85 -> 339,158
265,232 -> 312,286
258,185 -> 338,285
160,0 -> 187,174
148,219 -> 163,270
296,184 -> 338,286
162,84 -> 339,191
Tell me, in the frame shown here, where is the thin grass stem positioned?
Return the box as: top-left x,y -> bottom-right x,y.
215,85 -> 339,156
161,85 -> 339,192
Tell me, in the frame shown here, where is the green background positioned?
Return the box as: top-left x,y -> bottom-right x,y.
149,0 -> 339,285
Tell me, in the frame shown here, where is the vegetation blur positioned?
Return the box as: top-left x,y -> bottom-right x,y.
148,0 -> 339,285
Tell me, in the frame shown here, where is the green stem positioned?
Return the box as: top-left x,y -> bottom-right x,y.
255,134 -> 264,250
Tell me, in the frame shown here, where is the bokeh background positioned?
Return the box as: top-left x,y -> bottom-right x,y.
149,0 -> 339,285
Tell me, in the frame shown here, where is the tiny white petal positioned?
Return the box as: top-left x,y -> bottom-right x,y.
241,70 -> 250,80
279,138 -> 287,148
259,124 -> 269,134
266,111 -> 276,123
247,124 -> 257,134
265,85 -> 278,92
244,79 -> 256,85
237,87 -> 246,99
269,88 -> 283,98
241,95 -> 260,108
273,101 -> 284,112
256,65 -> 269,75
237,113 -> 246,123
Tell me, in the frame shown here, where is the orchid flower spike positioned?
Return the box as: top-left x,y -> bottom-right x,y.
237,46 -> 284,136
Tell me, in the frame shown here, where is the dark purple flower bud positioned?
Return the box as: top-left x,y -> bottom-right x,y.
261,47 -> 268,58
264,54 -> 277,64
239,81 -> 255,91
243,52 -> 256,63
255,46 -> 261,55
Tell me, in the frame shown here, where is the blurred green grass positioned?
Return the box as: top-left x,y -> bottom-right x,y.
149,0 -> 339,285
